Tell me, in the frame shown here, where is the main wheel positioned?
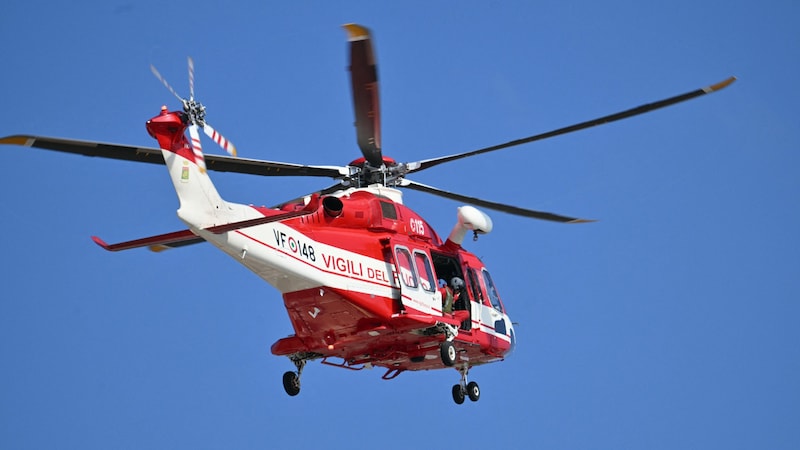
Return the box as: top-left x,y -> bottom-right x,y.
451,384 -> 465,405
440,341 -> 457,367
466,381 -> 480,402
282,371 -> 300,397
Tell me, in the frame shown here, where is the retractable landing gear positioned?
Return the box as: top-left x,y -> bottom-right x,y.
282,356 -> 307,397
451,365 -> 480,405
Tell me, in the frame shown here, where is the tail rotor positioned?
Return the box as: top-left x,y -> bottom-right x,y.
151,57 -> 237,158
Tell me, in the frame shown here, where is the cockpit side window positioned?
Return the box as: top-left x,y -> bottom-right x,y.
467,268 -> 483,305
482,269 -> 504,312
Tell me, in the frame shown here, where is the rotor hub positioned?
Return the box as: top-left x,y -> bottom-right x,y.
182,98 -> 206,127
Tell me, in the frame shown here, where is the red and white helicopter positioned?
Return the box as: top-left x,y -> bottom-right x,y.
1,24 -> 734,404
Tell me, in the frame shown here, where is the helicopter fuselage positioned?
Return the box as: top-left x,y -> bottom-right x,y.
147,108 -> 515,378
233,187 -> 515,374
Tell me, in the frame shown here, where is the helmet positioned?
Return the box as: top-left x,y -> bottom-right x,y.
450,277 -> 464,290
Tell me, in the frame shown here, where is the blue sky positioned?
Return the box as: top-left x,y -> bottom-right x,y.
1,1 -> 798,449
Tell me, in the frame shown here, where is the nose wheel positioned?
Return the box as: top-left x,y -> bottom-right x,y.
451,365 -> 480,404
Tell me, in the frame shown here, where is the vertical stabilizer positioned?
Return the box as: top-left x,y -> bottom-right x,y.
146,107 -> 226,227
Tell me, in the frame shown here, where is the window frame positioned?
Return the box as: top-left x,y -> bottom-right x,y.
394,246 -> 418,289
481,268 -> 504,312
412,250 -> 435,293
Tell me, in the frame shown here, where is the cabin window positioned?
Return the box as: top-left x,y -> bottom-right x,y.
482,269 -> 504,312
413,251 -> 435,293
395,247 -> 418,288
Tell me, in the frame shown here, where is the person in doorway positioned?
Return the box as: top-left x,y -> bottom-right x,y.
449,277 -> 465,314
439,279 -> 454,314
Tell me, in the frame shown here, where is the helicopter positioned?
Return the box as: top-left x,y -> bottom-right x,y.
1,24 -> 734,404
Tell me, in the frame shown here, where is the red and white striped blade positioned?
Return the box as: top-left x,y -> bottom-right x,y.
203,124 -> 237,157
150,64 -> 183,103
188,124 -> 207,172
188,57 -> 195,100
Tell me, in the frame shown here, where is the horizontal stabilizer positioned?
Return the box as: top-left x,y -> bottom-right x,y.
92,230 -> 201,252
92,194 -> 320,252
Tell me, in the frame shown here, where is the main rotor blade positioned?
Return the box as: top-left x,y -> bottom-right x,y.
400,179 -> 592,223
0,135 -> 348,178
343,23 -> 383,168
406,77 -> 737,174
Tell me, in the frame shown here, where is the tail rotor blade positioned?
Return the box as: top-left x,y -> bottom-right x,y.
202,123 -> 237,157
188,56 -> 195,101
150,64 -> 184,104
188,124 -> 207,172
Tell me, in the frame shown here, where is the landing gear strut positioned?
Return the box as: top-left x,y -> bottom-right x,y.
451,364 -> 480,405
